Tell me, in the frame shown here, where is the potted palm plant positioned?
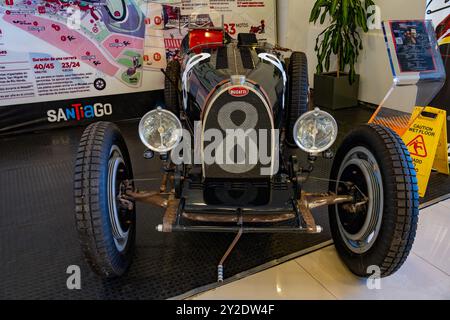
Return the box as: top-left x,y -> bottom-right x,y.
310,0 -> 374,109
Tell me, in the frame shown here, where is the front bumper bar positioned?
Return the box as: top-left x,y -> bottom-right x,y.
126,190 -> 352,234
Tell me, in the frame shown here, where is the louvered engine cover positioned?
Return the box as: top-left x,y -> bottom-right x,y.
202,83 -> 276,179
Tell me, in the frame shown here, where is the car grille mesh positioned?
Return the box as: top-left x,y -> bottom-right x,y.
203,88 -> 274,179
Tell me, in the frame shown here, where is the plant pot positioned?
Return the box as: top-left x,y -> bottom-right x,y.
314,72 -> 360,110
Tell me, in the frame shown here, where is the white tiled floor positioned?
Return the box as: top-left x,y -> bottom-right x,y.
194,199 -> 450,300
414,202 -> 450,276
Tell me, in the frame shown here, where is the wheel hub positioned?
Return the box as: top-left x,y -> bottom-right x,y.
338,164 -> 368,235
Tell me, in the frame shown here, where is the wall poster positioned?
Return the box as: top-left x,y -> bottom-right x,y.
0,0 -> 277,133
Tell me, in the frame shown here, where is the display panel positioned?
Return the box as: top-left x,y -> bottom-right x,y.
390,20 -> 437,73
370,20 -> 446,136
383,19 -> 445,85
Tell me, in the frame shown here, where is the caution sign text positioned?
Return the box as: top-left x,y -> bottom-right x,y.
402,107 -> 449,197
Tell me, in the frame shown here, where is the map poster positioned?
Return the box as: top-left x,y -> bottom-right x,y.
426,0 -> 450,142
0,0 -> 277,133
0,1 -> 151,107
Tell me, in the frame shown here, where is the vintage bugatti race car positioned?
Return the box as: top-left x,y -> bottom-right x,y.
74,28 -> 419,281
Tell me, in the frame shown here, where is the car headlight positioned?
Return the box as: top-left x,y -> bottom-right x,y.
139,107 -> 183,153
293,108 -> 338,154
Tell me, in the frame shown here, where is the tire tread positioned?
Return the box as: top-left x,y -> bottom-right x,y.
286,52 -> 309,145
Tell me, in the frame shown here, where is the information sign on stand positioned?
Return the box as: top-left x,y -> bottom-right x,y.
369,20 -> 448,197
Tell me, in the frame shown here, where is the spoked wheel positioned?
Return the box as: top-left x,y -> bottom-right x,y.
335,146 -> 383,254
74,122 -> 136,278
108,146 -> 132,253
329,124 -> 419,278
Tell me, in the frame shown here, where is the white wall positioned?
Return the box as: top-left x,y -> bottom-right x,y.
277,0 -> 426,105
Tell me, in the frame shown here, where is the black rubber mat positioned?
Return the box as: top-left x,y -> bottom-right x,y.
422,171 -> 450,204
0,121 -> 331,300
1,108 -> 447,300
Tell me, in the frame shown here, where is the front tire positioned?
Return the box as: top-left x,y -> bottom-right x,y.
329,124 -> 419,278
74,122 -> 136,278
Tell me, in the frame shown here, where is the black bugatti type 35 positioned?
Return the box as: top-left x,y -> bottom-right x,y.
74,29 -> 419,281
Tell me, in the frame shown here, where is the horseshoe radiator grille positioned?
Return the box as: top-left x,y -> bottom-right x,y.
202,85 -> 275,179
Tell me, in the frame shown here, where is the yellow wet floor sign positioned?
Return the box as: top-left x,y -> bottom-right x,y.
402,107 -> 449,197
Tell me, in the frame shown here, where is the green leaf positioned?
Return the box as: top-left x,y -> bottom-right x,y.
330,0 -> 339,15
320,10 -> 328,24
342,0 -> 349,25
309,0 -> 327,23
325,50 -> 331,71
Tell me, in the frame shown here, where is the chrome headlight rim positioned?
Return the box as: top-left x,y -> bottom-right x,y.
293,108 -> 338,154
139,107 -> 183,153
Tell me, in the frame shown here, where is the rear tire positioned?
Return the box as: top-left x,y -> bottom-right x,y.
286,52 -> 309,146
74,122 -> 136,278
329,124 -> 419,278
164,60 -> 181,115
